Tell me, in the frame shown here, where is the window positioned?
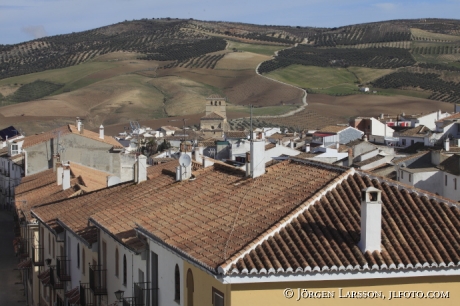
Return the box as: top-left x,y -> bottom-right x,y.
115,248 -> 119,277
455,178 -> 457,190
445,175 -> 448,186
174,264 -> 180,302
186,269 -> 194,306
82,248 -> 86,275
52,239 -> 55,258
409,173 -> 412,182
400,170 -> 404,179
212,288 -> 224,306
11,144 -> 18,155
123,255 -> 127,286
402,139 -> 406,146
77,243 -> 80,269
48,233 -> 51,255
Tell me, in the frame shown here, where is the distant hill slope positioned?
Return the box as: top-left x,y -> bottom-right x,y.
1,18 -> 460,134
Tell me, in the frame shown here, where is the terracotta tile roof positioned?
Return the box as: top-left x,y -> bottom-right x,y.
436,112 -> 460,123
32,161 -> 179,246
68,125 -> 123,148
65,287 -> 80,304
225,170 -> 460,275
16,163 -> 113,222
353,155 -> 385,167
265,143 -> 276,151
22,126 -> 71,149
267,133 -> 285,140
437,154 -> 460,176
201,112 -> 225,120
21,125 -> 122,149
392,151 -> 431,165
130,160 -> 344,271
198,139 -> 216,147
317,125 -> 349,134
69,162 -> 111,192
225,131 -> 248,138
206,94 -> 225,100
396,125 -> 432,137
31,156 -> 460,278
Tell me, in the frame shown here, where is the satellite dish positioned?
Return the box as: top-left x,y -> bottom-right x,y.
179,154 -> 191,167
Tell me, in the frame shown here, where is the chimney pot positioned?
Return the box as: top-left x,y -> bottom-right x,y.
62,168 -> 71,190
99,125 -> 104,139
134,154 -> 147,183
359,187 -> 382,253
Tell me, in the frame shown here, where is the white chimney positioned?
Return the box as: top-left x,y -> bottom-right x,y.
134,154 -> 147,184
99,125 -> 104,139
359,187 -> 382,253
250,140 -> 265,178
56,163 -> 63,185
62,167 -> 71,190
305,143 -> 310,153
76,117 -> 82,131
445,138 -> 450,152
289,139 -> 294,148
195,143 -> 204,162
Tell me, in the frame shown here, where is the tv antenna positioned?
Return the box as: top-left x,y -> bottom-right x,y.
169,118 -> 189,151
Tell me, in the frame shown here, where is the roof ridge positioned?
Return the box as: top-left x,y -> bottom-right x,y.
356,170 -> 460,210
218,167 -> 355,274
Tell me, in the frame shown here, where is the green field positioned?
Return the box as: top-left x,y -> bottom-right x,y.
266,65 -> 358,89
0,61 -> 118,88
226,41 -> 284,56
227,104 -> 298,116
347,67 -> 395,84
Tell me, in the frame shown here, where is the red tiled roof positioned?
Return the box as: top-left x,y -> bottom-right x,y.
224,170 -> 460,275
31,157 -> 460,278
17,258 -> 32,269
68,125 -> 123,148
129,160 -> 344,270
317,125 -> 349,134
436,112 -> 460,123
37,269 -> 51,286
32,161 -> 179,246
206,94 -> 225,100
65,286 -> 80,304
396,125 -> 432,137
22,126 -> 71,149
21,125 -> 122,149
226,131 -> 248,138
15,164 -> 113,222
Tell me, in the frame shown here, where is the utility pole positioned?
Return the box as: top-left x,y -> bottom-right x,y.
250,104 -> 253,142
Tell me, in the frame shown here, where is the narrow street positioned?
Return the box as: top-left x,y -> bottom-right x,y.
0,210 -> 27,305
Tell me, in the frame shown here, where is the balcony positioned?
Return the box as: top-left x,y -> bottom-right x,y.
120,282 -> 152,306
32,246 -> 44,266
79,283 -> 95,306
49,267 -> 64,290
56,256 -> 71,281
89,265 -> 107,296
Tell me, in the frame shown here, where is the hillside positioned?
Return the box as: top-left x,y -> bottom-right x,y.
1,18 -> 460,134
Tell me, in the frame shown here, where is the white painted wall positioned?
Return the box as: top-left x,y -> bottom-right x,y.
98,229 -> 145,306
370,118 -> 394,137
148,237 -> 185,306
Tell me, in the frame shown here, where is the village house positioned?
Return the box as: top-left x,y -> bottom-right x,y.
11,138 -> 460,306
0,119 -> 142,210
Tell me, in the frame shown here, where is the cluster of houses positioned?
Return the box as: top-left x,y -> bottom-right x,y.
1,95 -> 460,306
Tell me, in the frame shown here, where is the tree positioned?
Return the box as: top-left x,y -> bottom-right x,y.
157,139 -> 171,152
145,138 -> 158,156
